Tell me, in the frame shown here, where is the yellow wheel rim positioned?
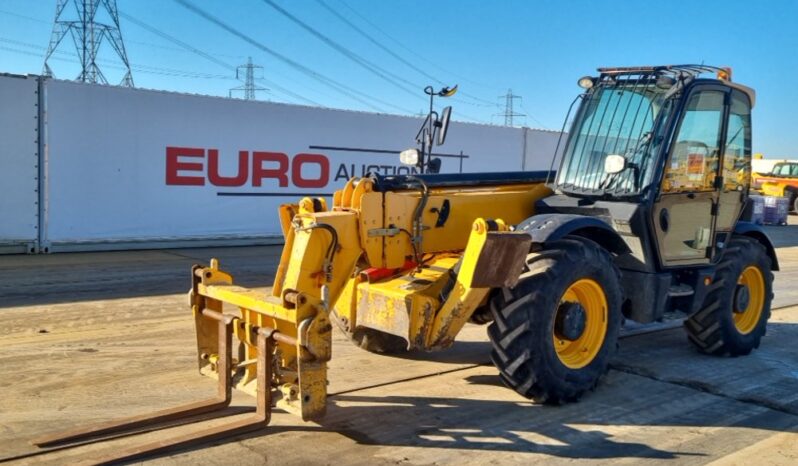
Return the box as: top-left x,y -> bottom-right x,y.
733,265 -> 765,335
553,278 -> 608,369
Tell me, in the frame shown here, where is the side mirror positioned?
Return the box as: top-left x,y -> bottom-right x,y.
436,106 -> 452,146
399,148 -> 419,166
604,154 -> 626,174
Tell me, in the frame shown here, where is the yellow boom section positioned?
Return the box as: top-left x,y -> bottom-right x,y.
191,175 -> 551,421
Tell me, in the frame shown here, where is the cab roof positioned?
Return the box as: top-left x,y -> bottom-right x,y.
595,64 -> 756,108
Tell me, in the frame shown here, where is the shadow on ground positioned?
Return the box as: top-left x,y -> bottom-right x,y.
7,322 -> 798,464
262,322 -> 798,461
381,320 -> 798,416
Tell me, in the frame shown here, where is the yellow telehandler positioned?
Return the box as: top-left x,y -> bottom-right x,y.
34,65 -> 778,464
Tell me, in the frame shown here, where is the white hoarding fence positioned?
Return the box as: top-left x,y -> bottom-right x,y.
3,76 -> 563,253
0,74 -> 39,253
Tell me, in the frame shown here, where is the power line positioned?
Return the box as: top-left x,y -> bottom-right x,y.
0,37 -> 72,54
1,36 -> 236,81
259,0 -> 423,102
0,8 -> 244,59
0,8 -> 50,24
122,61 -> 232,79
4,47 -> 234,80
0,3 -> 487,120
127,38 -> 245,59
518,100 -> 548,129
2,35 -> 486,123
0,43 -> 235,80
0,45 -> 58,59
312,0 -> 495,111
335,0 -> 496,92
43,0 -> 134,86
263,0 -> 485,122
119,11 -> 322,106
173,0 -> 414,114
313,0 -> 436,83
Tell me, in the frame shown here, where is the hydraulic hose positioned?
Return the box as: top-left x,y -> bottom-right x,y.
404,176 -> 429,268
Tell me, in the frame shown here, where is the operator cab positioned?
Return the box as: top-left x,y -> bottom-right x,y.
534,65 -> 759,323
538,65 -> 755,271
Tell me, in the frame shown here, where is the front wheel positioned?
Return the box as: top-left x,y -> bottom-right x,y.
685,236 -> 773,356
488,236 -> 623,404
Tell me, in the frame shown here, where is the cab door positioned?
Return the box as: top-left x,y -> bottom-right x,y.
652,87 -> 726,267
714,89 -> 752,236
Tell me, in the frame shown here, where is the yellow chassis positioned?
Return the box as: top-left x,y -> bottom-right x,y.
760,180 -> 796,198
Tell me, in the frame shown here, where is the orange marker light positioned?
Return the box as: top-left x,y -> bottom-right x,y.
717,67 -> 732,81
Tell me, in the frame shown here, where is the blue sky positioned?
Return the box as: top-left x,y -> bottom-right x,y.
0,0 -> 795,156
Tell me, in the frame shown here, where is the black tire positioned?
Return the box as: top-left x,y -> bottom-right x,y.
684,236 -> 773,356
782,187 -> 798,213
487,236 -> 623,404
784,188 -> 798,213
330,310 -> 408,354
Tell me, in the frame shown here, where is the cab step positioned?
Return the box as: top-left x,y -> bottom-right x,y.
668,283 -> 695,297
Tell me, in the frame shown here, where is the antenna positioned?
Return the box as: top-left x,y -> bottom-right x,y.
413,85 -> 457,172
229,57 -> 267,100
43,0 -> 134,86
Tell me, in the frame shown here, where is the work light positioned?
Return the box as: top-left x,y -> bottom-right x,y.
577,76 -> 595,89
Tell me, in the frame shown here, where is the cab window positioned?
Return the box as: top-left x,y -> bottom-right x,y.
662,91 -> 724,192
773,163 -> 796,177
722,90 -> 752,191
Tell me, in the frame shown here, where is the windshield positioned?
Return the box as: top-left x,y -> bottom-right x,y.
772,163 -> 798,177
557,76 -> 672,196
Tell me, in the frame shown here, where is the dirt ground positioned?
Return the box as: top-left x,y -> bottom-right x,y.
1,221 -> 798,465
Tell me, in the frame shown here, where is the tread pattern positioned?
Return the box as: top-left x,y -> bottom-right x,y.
684,236 -> 774,356
487,236 -> 623,404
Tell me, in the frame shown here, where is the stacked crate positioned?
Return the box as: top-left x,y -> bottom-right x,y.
763,196 -> 789,225
747,195 -> 788,225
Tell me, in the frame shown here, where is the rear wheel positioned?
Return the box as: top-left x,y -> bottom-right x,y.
685,236 -> 773,356
488,236 -> 622,404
